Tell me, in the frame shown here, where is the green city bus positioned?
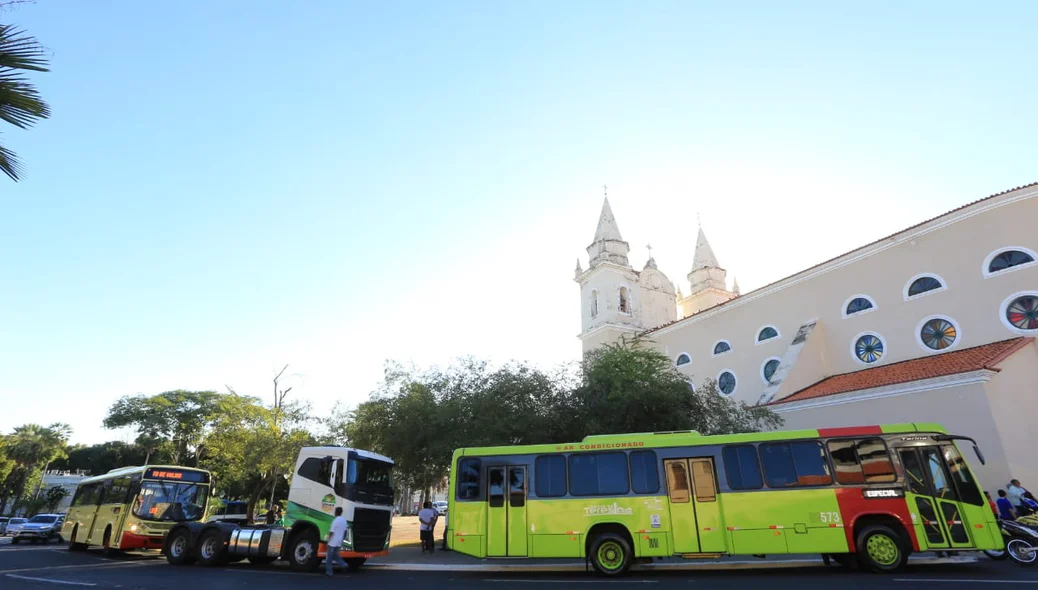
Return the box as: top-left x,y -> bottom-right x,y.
446,423 -> 1000,575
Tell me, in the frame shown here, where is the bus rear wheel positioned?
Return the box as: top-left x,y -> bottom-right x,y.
589,533 -> 632,577
856,525 -> 909,573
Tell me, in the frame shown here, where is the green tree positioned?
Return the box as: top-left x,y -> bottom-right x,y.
43,485 -> 69,512
568,341 -> 783,438
50,441 -> 155,475
0,423 -> 71,514
201,393 -> 317,522
103,390 -> 222,465
0,22 -> 50,180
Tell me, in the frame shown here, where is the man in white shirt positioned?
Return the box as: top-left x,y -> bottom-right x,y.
325,507 -> 348,576
417,501 -> 437,553
1008,479 -> 1032,515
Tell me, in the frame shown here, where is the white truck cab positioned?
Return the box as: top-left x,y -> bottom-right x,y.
164,446 -> 394,573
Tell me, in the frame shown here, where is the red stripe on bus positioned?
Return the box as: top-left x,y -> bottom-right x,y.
817,426 -> 883,438
831,487 -> 920,552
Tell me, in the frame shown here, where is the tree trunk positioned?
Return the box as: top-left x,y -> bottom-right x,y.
246,476 -> 273,525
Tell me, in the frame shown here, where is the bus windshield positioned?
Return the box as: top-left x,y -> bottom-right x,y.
132,481 -> 208,522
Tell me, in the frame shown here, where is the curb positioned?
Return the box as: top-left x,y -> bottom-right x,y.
368,555 -> 977,573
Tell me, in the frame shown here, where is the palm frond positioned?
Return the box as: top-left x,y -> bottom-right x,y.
0,24 -> 49,73
0,140 -> 24,180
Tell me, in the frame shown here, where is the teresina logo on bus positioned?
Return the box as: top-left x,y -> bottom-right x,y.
554,442 -> 646,452
862,489 -> 904,499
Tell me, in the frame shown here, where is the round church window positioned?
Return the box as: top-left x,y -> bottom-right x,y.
718,371 -> 736,395
854,334 -> 884,363
762,359 -> 780,383
920,318 -> 957,350
1006,295 -> 1038,330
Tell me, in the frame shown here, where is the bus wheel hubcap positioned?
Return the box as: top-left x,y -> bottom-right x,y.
598,542 -> 623,570
867,535 -> 898,566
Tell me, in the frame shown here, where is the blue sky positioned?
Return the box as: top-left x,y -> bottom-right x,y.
2,1 -> 1035,444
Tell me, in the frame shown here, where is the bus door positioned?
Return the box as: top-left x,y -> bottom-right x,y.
665,458 -> 724,554
897,446 -> 973,550
486,465 -> 529,557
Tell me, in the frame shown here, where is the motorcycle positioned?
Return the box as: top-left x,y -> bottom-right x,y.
984,518 -> 1038,565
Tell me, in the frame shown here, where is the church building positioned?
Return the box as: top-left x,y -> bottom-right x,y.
574,182 -> 1038,489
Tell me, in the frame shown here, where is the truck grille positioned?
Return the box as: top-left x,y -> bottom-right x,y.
352,508 -> 391,552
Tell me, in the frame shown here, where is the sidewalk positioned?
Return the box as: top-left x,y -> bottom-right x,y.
368,546 -> 977,572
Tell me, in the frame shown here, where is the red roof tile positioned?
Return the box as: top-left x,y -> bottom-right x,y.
643,182 -> 1038,336
772,337 -> 1033,405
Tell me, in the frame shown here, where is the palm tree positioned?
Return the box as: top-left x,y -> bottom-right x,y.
0,23 -> 50,181
0,423 -> 70,513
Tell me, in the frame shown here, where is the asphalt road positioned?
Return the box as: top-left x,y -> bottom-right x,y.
0,542 -> 1035,589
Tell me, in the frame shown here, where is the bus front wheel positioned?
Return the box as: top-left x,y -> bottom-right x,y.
68,526 -> 87,552
589,533 -> 632,577
856,525 -> 909,573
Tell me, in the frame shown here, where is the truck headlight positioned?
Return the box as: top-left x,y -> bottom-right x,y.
345,527 -> 352,545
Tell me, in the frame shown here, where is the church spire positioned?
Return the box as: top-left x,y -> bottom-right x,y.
692,226 -> 721,270
592,197 -> 624,243
586,193 -> 631,268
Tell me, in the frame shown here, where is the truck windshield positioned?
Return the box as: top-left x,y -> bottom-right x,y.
346,457 -> 393,505
133,481 -> 208,522
348,458 -> 392,488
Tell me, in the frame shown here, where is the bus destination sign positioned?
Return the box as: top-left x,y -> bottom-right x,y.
144,468 -> 210,483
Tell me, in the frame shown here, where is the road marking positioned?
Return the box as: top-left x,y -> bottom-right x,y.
895,580 -> 1038,585
0,560 -> 159,574
483,580 -> 658,584
5,573 -> 97,586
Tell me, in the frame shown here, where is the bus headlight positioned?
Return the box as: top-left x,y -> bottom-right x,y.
129,524 -> 138,533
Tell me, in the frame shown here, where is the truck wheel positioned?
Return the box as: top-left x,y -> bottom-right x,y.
346,558 -> 366,572
196,530 -> 227,566
589,533 -> 633,577
287,530 -> 321,572
248,555 -> 277,566
856,525 -> 909,573
165,529 -> 196,566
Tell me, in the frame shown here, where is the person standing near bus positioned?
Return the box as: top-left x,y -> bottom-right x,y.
1008,479 -> 1032,516
441,507 -> 449,551
418,501 -> 437,553
996,489 -> 1017,520
325,507 -> 348,576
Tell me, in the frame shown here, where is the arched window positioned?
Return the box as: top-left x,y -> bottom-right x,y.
761,359 -> 780,384
985,247 -> 1036,277
844,296 -> 875,317
590,290 -> 599,319
853,333 -> 885,364
675,353 -> 691,367
618,287 -> 630,314
906,274 -> 945,298
717,371 -> 737,396
713,340 -> 731,355
757,326 -> 779,343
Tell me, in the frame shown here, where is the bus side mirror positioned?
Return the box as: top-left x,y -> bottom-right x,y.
972,444 -> 986,465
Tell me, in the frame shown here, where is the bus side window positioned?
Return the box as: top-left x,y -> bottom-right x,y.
827,440 -> 865,484
456,458 -> 481,501
856,438 -> 896,483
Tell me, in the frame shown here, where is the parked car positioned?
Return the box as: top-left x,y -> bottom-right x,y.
432,501 -> 448,515
207,501 -> 249,526
12,514 -> 64,544
5,517 -> 27,537
0,517 -> 9,535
